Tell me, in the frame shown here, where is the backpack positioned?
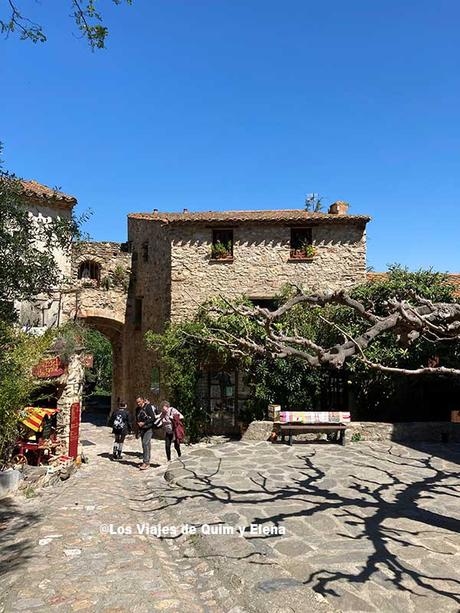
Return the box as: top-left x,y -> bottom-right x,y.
113,412 -> 125,432
137,404 -> 161,430
171,410 -> 185,443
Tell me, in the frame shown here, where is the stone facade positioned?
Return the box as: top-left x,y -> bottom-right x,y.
16,185 -> 75,330
60,242 -> 131,410
56,206 -> 369,424
62,241 -> 131,326
122,208 -> 370,413
169,222 -> 366,321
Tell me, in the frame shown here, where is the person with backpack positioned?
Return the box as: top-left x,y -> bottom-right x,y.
136,396 -> 161,470
108,402 -> 132,461
160,400 -> 185,462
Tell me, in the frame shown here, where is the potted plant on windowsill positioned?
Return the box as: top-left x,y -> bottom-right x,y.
211,241 -> 233,261
290,242 -> 317,260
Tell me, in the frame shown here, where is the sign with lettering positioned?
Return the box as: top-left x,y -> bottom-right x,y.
32,356 -> 65,379
68,403 -> 81,458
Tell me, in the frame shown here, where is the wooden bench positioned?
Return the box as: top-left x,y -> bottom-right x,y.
278,423 -> 348,446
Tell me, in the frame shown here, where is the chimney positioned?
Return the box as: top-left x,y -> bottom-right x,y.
183,208 -> 189,213
153,208 -> 158,214
328,200 -> 349,215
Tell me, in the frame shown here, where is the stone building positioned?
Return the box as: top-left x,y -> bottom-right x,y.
121,202 -> 370,429
16,183 -> 370,430
15,180 -> 76,330
61,241 -> 131,410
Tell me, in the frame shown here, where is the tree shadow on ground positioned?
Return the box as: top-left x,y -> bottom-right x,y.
141,443 -> 460,607
0,496 -> 40,582
399,440 -> 460,466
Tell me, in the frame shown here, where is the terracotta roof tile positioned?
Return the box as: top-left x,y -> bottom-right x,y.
20,180 -> 77,205
128,209 -> 370,225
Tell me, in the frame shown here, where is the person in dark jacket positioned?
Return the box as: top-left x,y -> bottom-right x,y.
135,397 -> 161,470
108,402 -> 132,461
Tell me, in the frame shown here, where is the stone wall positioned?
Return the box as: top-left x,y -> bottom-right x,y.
16,203 -> 73,330
168,223 -> 367,321
56,354 -> 85,454
242,420 -> 460,443
123,218 -> 367,410
60,242 -> 132,410
347,421 -> 460,443
62,241 -> 131,322
122,219 -> 172,406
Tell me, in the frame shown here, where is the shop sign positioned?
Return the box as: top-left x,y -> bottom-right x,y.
32,356 -> 65,379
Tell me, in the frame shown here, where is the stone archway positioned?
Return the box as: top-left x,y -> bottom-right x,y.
76,308 -> 126,412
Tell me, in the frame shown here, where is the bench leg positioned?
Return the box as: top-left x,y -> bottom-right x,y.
340,430 -> 346,446
289,431 -> 293,446
281,433 -> 285,444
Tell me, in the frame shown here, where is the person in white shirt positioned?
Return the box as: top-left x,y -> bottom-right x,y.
160,400 -> 184,461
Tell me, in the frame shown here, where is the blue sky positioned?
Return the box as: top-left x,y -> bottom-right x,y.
2,0 -> 459,271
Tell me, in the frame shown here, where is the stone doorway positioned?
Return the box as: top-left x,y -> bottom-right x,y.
75,310 -> 127,415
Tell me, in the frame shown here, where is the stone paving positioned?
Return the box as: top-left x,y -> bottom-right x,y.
163,439 -> 460,612
2,416 -> 460,613
0,415 -> 246,613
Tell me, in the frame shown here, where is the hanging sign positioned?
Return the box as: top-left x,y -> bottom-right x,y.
32,356 -> 65,379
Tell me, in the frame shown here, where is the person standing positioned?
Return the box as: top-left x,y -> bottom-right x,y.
108,402 -> 132,460
160,400 -> 184,462
135,397 -> 160,470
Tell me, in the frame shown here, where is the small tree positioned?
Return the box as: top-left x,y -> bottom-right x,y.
304,193 -> 323,212
0,324 -> 53,468
147,267 -> 460,430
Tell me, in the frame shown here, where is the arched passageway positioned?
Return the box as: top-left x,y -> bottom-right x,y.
76,309 -> 126,412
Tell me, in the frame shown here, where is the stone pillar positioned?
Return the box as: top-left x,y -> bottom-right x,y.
57,354 -> 85,454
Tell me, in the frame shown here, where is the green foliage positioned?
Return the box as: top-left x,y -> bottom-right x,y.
0,323 -> 53,469
111,265 -> 129,291
302,242 -> 316,258
346,265 -> 458,417
304,193 -> 323,212
211,241 -> 232,259
82,329 -> 112,396
146,265 -> 460,432
353,265 -> 455,313
0,155 -> 85,323
100,266 -> 129,292
146,322 -> 206,441
146,297 -> 328,434
0,0 -> 133,50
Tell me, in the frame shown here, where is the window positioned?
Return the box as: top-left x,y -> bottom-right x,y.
290,228 -> 315,259
77,260 -> 101,284
134,297 -> 143,330
249,298 -> 277,310
211,228 -> 233,260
